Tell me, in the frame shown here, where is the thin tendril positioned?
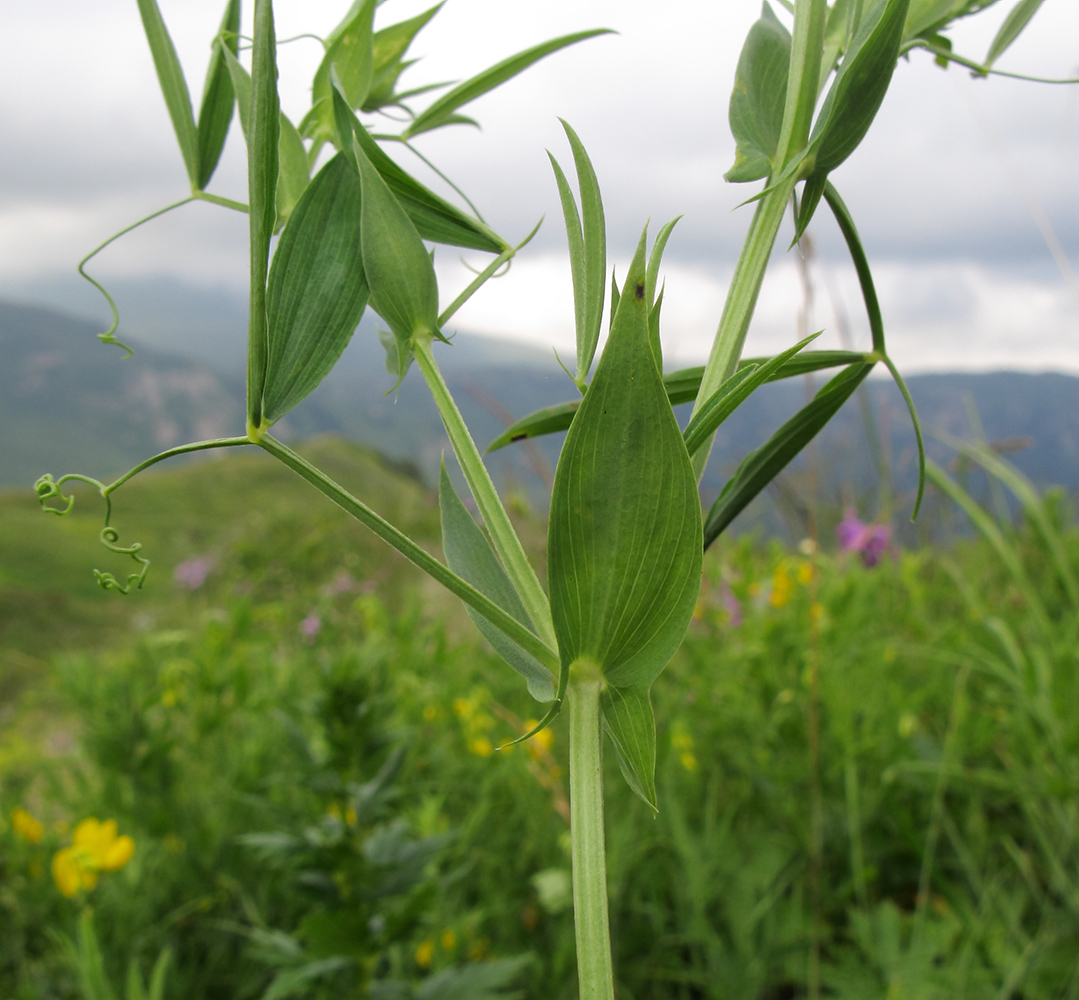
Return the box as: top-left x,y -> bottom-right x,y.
78,197 -> 196,356
400,139 -> 486,221
33,438 -> 250,594
34,474 -> 148,593
905,40 -> 1079,85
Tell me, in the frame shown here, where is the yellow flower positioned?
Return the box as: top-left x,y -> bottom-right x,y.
796,560 -> 814,585
468,736 -> 493,757
51,818 -> 135,898
770,565 -> 792,608
524,720 -> 554,757
415,939 -> 434,969
12,807 -> 44,845
440,928 -> 457,952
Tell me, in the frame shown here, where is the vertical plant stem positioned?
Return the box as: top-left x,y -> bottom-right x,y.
413,338 -> 556,646
568,660 -> 614,1000
689,180 -> 794,477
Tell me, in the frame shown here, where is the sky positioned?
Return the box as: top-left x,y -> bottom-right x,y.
0,0 -> 1077,373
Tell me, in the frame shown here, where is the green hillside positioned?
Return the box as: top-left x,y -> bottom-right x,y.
0,438 -> 445,665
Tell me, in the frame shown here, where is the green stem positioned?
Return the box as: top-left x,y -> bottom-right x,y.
412,339 -> 556,647
689,178 -> 795,476
258,434 -> 559,671
568,660 -> 614,1000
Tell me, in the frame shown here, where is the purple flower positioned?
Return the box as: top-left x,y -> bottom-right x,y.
836,508 -> 891,568
174,557 -> 213,589
300,615 -> 322,639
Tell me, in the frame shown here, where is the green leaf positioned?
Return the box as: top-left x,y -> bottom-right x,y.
275,112 -> 310,227
246,0 -> 280,435
726,2 -> 792,183
560,121 -> 606,385
403,29 -> 614,138
486,400 -> 579,453
601,685 -> 657,812
439,464 -> 557,702
136,0 -> 199,187
486,350 -> 863,452
262,154 -> 368,423
220,40 -> 251,137
354,138 -> 439,378
218,43 -> 308,227
793,0 -> 910,239
312,0 -> 375,110
195,0 -> 241,190
330,81 -> 506,253
985,0 -> 1045,67
548,229 -> 702,689
363,3 -> 444,111
703,362 -> 874,549
811,0 -> 911,175
645,217 -> 680,306
684,332 -> 820,457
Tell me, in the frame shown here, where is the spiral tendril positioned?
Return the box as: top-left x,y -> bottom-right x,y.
93,526 -> 150,595
34,473 -> 150,594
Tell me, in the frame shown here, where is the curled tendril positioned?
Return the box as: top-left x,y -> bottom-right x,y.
34,473 -> 150,594
93,526 -> 150,595
35,473 -> 104,515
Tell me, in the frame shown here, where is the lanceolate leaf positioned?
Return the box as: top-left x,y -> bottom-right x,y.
486,349 -> 864,452
794,0 -> 910,238
548,230 -> 702,691
195,0 -> 241,190
218,43 -> 309,226
403,29 -> 613,138
354,139 -> 439,378
683,331 -> 820,457
312,0 -> 375,110
136,0 -> 199,187
439,464 -> 557,702
262,154 -> 368,423
247,0 -> 280,434
812,0 -> 911,175
985,0 -> 1044,67
560,121 -> 606,385
726,2 -> 792,183
703,362 -> 874,549
601,685 -> 657,812
330,80 -> 506,253
275,112 -> 310,226
363,3 -> 443,111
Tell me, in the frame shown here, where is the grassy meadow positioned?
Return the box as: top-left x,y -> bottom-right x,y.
1,438 -> 1078,998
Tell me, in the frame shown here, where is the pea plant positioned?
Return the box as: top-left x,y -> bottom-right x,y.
34,0 -> 1064,995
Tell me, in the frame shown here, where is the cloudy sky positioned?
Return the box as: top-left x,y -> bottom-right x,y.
1,0 -> 1077,372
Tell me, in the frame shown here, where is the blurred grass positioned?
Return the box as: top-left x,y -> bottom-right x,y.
2,441 -> 1079,998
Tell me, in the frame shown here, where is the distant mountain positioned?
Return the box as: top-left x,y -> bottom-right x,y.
4,293 -> 1079,542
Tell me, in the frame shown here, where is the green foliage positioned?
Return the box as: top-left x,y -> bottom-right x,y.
262,154 -> 369,424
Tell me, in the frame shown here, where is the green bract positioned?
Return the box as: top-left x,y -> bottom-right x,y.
547,230 -> 702,804
354,141 -> 440,379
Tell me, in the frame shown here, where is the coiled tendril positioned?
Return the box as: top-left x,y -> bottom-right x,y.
34,473 -> 150,594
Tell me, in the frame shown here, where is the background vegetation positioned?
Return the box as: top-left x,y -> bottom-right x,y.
2,438 -> 1077,998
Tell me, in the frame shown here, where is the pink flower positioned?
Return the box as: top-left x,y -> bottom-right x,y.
836,509 -> 891,568
300,615 -> 322,639
720,581 -> 742,627
174,557 -> 213,589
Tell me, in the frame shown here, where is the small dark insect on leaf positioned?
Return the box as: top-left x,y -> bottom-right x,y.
634,283 -> 644,299
511,433 -> 527,442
